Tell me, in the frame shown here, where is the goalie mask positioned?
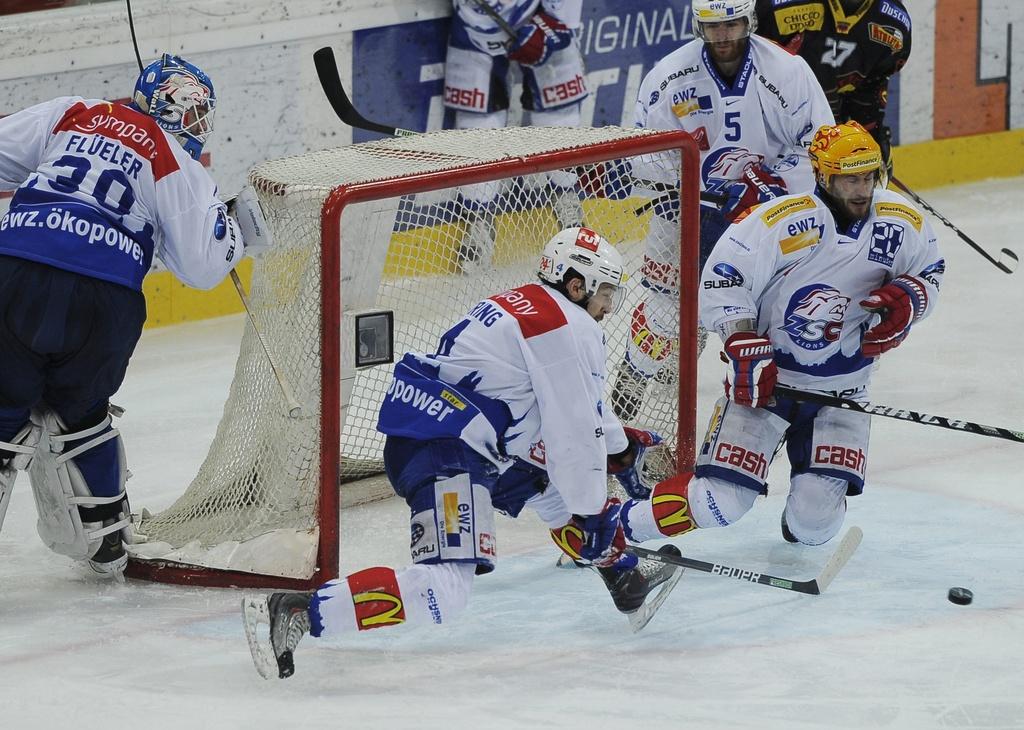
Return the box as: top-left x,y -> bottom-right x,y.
132,54 -> 216,161
538,227 -> 625,313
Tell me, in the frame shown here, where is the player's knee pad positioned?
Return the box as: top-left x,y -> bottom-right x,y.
408,472 -> 497,574
783,473 -> 848,545
453,108 -> 508,130
26,410 -> 130,564
695,397 -> 788,493
686,475 -> 759,528
396,562 -> 475,627
620,472 -> 700,542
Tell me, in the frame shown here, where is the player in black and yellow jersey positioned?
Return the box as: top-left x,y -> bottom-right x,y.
756,0 -> 911,176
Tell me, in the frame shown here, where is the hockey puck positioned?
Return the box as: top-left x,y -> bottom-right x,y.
947,587 -> 973,605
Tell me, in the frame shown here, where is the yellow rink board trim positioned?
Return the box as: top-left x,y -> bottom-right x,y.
144,127 -> 1024,329
890,128 -> 1024,190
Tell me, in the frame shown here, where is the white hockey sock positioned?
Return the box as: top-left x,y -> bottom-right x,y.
312,562 -> 475,637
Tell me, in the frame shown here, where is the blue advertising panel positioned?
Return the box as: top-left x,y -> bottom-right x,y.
351,2 -> 695,142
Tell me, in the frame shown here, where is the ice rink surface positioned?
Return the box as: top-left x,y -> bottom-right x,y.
2,177 -> 1023,729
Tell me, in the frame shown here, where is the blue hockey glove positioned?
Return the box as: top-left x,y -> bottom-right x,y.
721,164 -> 787,222
575,498 -> 637,570
608,427 -> 664,499
507,11 -> 573,67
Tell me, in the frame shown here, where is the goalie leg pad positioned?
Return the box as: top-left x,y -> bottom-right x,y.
0,420 -> 37,534
27,410 -> 129,562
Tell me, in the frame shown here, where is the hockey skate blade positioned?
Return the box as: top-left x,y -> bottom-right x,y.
626,566 -> 684,634
241,595 -> 277,680
555,552 -> 585,570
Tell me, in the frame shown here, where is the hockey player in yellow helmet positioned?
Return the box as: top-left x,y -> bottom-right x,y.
808,121 -> 885,221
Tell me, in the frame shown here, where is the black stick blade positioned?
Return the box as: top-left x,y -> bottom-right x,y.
313,47 -> 416,138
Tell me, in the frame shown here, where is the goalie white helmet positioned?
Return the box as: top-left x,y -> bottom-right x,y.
538,227 -> 625,312
692,0 -> 757,41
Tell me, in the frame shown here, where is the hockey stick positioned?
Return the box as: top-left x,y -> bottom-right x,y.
124,2 -> 302,418
230,270 -> 303,418
775,386 -> 1024,444
889,177 -> 1018,274
468,0 -> 517,39
313,47 -> 417,138
633,188 -> 727,216
628,525 -> 863,596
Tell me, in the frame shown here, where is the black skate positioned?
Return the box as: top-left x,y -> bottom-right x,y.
242,591 -> 313,679
86,517 -> 127,579
597,545 -> 683,632
781,512 -> 799,543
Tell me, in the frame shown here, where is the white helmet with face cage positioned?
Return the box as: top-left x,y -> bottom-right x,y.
538,227 -> 625,312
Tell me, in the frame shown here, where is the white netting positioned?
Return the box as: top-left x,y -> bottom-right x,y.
128,125 -> 693,581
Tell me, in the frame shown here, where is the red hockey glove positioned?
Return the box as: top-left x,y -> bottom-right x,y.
722,332 -> 777,408
575,498 -> 638,570
860,275 -> 928,358
721,165 -> 788,223
607,427 -> 663,499
507,11 -> 573,67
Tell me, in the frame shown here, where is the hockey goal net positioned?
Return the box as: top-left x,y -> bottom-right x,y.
125,125 -> 700,588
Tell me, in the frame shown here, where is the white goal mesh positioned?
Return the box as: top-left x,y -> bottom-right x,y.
126,125 -> 699,587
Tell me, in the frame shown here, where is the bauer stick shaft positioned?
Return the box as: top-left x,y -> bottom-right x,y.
628,526 -> 863,596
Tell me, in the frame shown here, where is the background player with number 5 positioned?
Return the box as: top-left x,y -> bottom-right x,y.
617,121 -> 944,550
615,0 -> 835,423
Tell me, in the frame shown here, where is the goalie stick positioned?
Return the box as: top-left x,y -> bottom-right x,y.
628,526 -> 863,596
125,0 -> 302,418
889,176 -> 1018,275
775,386 -> 1024,444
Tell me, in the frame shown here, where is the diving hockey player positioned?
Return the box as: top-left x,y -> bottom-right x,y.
243,227 -> 682,679
0,54 -> 271,578
618,121 -> 943,549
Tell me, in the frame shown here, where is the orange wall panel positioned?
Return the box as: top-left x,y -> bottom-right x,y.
933,0 -> 1007,139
